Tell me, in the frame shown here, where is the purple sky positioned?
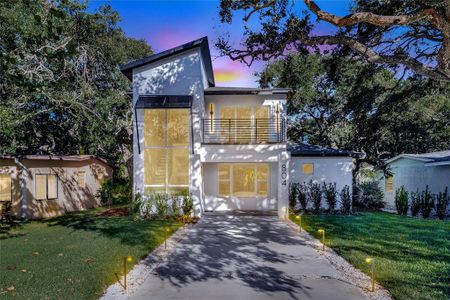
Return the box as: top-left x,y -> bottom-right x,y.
89,1 -> 352,87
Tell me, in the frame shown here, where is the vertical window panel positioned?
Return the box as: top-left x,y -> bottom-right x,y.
77,171 -> 85,188
218,165 -> 230,196
47,175 -> 58,199
168,109 -> 189,146
257,164 -> 269,196
144,109 -> 166,147
233,164 -> 255,197
144,148 -> 166,185
236,107 -> 252,143
0,175 -> 12,201
255,106 -> 269,142
386,176 -> 393,192
219,107 -> 234,142
35,175 -> 47,200
168,148 -> 189,185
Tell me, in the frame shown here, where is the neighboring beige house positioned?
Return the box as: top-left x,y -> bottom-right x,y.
0,155 -> 113,219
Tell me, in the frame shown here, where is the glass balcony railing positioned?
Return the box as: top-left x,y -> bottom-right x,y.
202,118 -> 286,144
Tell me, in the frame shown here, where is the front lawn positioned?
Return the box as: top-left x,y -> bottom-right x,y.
290,212 -> 449,300
0,206 -> 181,299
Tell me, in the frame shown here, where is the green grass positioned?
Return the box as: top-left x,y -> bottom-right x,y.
290,212 -> 450,300
0,206 -> 181,299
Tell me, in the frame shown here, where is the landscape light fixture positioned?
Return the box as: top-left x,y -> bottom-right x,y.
365,257 -> 375,292
318,229 -> 325,251
123,256 -> 132,290
295,215 -> 302,232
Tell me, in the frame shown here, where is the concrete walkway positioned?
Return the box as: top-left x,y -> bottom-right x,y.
129,212 -> 368,300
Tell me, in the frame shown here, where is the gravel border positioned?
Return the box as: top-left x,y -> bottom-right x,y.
99,223 -> 197,300
286,219 -> 393,300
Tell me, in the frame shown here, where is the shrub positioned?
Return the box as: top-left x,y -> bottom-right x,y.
394,186 -> 409,215
308,181 -> 322,214
171,194 -> 181,217
410,189 -> 421,216
129,192 -> 143,216
182,194 -> 194,217
289,183 -> 299,211
340,185 -> 352,214
354,181 -> 385,210
97,177 -> 131,205
420,185 -> 433,218
155,193 -> 168,219
435,187 -> 449,220
297,183 -> 309,212
322,182 -> 338,212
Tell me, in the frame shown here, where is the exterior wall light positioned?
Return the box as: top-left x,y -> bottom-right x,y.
318,229 -> 325,251
365,257 -> 375,292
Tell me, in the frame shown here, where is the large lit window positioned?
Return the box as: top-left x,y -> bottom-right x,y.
144,109 -> 190,193
386,176 -> 393,193
218,163 -> 269,197
36,174 -> 58,200
0,174 -> 12,201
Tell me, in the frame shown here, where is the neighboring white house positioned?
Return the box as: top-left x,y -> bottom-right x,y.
379,151 -> 450,210
120,36 -> 354,219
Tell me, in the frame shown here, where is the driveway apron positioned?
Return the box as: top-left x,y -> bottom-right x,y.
129,212 -> 368,300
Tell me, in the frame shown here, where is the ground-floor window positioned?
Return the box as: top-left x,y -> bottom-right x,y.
0,174 -> 12,201
144,108 -> 190,194
35,174 -> 58,200
218,163 -> 269,197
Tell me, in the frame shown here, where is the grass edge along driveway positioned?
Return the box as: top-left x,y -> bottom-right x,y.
0,206 -> 181,299
290,212 -> 450,300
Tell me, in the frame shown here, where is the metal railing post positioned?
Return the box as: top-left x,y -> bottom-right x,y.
255,119 -> 258,143
228,119 -> 231,143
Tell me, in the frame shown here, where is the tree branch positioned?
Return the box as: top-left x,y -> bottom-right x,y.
304,0 -> 446,30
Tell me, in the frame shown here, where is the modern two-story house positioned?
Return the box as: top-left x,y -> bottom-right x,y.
121,37 -> 354,219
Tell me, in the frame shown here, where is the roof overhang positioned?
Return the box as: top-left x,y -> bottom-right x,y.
386,154 -> 432,164
135,95 -> 192,109
120,36 -> 215,87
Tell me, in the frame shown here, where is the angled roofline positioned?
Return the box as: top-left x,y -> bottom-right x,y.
120,36 -> 215,87
204,87 -> 291,95
386,154 -> 433,164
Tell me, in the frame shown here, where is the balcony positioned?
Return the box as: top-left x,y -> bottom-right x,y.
202,118 -> 286,144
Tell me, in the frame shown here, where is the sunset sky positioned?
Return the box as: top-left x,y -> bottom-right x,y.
89,1 -> 352,87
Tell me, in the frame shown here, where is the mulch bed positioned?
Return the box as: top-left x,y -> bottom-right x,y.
96,207 -> 129,217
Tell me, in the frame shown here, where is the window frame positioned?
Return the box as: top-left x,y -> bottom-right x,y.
144,108 -> 191,194
0,174 -> 12,202
77,170 -> 86,188
35,173 -> 58,200
217,163 -> 269,198
385,176 -> 394,193
302,163 -> 314,175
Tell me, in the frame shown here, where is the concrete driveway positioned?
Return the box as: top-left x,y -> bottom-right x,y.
129,212 -> 368,300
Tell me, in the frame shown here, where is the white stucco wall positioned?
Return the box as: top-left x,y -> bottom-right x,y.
289,156 -> 353,209
379,158 -> 450,210
132,48 -> 206,216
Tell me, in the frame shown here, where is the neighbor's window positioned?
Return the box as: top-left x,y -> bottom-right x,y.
386,176 -> 393,193
36,174 -> 58,200
218,163 -> 269,197
0,174 -> 12,201
77,170 -> 85,188
302,163 -> 314,175
144,108 -> 190,193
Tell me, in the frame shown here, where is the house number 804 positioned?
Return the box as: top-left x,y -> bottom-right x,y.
281,164 -> 287,185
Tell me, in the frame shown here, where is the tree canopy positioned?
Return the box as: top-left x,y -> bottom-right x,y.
218,0 -> 450,81
0,0 -> 151,168
259,52 -> 450,173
